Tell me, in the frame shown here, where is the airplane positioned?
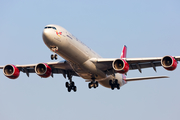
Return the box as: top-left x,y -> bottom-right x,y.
0,24 -> 180,92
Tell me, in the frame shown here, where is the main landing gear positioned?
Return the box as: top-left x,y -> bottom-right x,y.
65,81 -> 77,92
88,78 -> 99,89
65,71 -> 77,92
109,79 -> 120,90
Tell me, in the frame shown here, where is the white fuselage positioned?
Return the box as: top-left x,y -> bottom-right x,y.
42,25 -> 125,88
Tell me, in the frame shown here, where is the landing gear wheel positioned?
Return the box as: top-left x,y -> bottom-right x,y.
111,85 -> 114,90
94,84 -> 96,88
51,54 -> 58,60
65,82 -> 69,88
68,86 -> 71,92
51,54 -> 54,60
71,82 -> 75,87
73,86 -> 77,92
114,79 -> 118,84
65,81 -> 77,92
88,80 -> 99,89
95,81 -> 98,87
117,84 -> 120,90
110,79 -> 121,90
88,83 -> 92,89
109,80 -> 112,85
55,54 -> 58,60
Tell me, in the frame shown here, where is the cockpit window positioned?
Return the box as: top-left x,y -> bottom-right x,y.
44,26 -> 57,30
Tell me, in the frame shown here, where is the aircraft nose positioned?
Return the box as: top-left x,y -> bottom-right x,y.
43,29 -> 50,40
42,29 -> 54,44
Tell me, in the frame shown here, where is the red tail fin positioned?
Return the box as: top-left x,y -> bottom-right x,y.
120,45 -> 127,58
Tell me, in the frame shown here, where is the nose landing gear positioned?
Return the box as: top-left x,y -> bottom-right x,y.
50,46 -> 58,60
51,54 -> 58,60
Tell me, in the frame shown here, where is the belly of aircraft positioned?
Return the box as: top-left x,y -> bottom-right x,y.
44,32 -> 106,80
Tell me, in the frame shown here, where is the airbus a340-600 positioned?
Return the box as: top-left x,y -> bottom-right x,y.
1,24 -> 180,92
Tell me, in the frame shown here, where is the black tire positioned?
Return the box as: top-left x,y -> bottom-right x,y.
117,84 -> 120,90
51,54 -> 54,60
95,81 -> 98,87
94,84 -> 96,88
115,79 -> 118,84
88,83 -> 92,89
68,86 -> 71,92
65,82 -> 69,88
73,86 -> 77,92
111,85 -> 114,90
109,80 -> 112,85
55,54 -> 58,60
71,82 -> 75,87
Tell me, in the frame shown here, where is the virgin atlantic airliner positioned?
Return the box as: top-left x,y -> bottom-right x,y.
1,24 -> 179,92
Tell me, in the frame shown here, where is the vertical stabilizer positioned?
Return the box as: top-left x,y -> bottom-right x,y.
120,45 -> 127,58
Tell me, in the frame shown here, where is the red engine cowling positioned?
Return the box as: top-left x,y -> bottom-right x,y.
3,64 -> 20,79
161,55 -> 177,71
112,59 -> 129,74
35,63 -> 52,78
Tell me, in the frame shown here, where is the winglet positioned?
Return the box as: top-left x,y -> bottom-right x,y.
120,45 -> 127,58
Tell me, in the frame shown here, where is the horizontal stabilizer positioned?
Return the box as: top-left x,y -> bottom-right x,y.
125,76 -> 169,81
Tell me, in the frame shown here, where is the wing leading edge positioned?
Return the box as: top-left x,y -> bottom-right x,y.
0,61 -> 78,78
90,56 -> 180,73
90,45 -> 180,73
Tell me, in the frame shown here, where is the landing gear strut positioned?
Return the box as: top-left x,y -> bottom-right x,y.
88,78 -> 99,89
50,46 -> 58,60
65,71 -> 77,92
109,79 -> 120,90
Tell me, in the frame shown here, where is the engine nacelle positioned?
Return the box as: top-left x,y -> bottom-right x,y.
161,55 -> 177,71
3,64 -> 20,79
35,63 -> 52,78
112,59 -> 129,74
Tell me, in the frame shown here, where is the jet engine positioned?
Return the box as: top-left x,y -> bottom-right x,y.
161,56 -> 177,71
35,63 -> 52,78
112,59 -> 129,74
3,64 -> 20,79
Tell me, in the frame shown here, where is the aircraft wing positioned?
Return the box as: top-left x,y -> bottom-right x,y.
0,61 -> 78,77
125,76 -> 169,81
90,56 -> 180,73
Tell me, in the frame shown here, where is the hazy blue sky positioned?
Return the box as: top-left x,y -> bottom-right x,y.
0,0 -> 180,120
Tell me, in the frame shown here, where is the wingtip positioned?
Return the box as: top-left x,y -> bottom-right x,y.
163,76 -> 169,78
